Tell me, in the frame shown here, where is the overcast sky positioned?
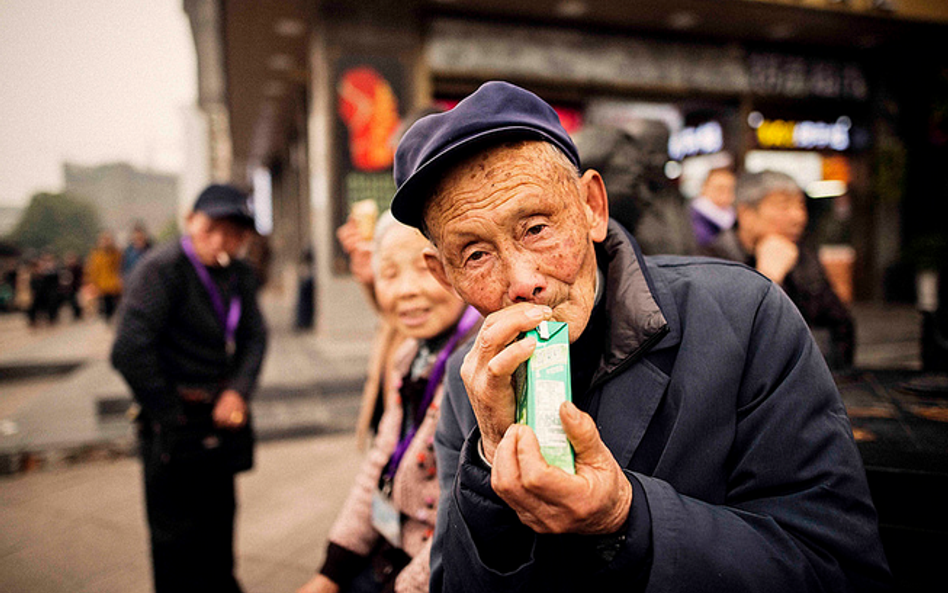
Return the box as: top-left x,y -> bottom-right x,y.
0,0 -> 196,207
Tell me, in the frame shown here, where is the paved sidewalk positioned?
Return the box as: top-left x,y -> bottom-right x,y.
0,433 -> 362,593
0,291 -> 374,470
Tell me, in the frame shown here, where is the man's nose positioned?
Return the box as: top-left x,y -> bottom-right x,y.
505,255 -> 546,303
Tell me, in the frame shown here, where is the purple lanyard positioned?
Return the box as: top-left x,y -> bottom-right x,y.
384,305 -> 481,481
180,236 -> 242,354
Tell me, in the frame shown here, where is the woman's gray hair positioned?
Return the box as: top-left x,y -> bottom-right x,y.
371,209 -> 409,276
735,170 -> 801,207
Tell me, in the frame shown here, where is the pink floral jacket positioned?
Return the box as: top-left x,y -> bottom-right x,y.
327,337 -> 445,593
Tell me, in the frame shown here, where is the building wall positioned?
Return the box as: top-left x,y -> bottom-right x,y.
306,10 -> 424,349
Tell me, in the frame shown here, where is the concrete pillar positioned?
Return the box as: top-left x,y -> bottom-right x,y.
306,4 -> 425,356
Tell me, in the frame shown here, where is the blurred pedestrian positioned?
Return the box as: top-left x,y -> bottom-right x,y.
689,165 -> 736,247
60,251 -> 84,320
295,247 -> 316,331
297,212 -> 479,593
121,221 -> 152,278
13,253 -> 35,313
27,250 -> 60,326
704,170 -> 855,369
85,231 -> 123,321
111,184 -> 267,593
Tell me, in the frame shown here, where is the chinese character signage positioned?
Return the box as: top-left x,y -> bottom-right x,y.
332,55 -> 408,272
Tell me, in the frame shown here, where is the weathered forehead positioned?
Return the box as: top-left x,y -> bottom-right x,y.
423,141 -> 578,237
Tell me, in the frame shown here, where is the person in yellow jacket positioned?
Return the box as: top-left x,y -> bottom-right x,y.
85,231 -> 123,321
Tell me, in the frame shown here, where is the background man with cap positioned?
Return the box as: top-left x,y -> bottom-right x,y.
111,184 -> 267,593
390,82 -> 890,591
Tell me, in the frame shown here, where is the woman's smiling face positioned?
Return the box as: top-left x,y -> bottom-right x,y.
373,223 -> 467,339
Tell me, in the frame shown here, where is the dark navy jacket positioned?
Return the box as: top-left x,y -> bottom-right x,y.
431,222 -> 890,592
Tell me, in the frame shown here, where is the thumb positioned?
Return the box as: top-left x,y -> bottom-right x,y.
560,401 -> 610,468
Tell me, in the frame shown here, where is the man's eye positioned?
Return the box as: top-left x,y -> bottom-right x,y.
466,251 -> 486,263
526,224 -> 547,236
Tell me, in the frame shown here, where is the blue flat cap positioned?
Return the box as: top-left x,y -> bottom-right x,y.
391,81 -> 580,230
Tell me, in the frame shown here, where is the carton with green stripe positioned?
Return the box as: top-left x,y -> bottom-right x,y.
514,320 -> 575,474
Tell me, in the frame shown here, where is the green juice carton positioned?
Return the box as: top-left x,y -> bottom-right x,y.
514,320 -> 575,474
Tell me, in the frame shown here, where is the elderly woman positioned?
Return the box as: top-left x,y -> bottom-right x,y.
298,212 -> 479,593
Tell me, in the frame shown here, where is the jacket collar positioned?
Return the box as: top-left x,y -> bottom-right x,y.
588,220 -> 682,467
592,220 -> 677,384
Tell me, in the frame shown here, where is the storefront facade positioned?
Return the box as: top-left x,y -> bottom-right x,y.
186,0 -> 948,344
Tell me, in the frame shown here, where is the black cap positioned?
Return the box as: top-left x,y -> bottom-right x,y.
193,184 -> 255,228
391,81 -> 580,230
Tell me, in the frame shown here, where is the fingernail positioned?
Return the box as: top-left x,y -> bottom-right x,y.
562,401 -> 579,422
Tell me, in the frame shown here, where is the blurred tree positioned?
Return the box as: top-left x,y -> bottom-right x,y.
5,192 -> 101,255
155,218 -> 181,245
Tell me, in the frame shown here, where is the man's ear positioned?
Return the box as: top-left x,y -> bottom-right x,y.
580,169 -> 610,242
423,246 -> 454,292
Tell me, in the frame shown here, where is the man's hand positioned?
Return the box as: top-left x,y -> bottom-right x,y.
460,303 -> 552,463
755,234 -> 799,285
296,573 -> 339,593
491,401 -> 632,535
212,389 -> 248,430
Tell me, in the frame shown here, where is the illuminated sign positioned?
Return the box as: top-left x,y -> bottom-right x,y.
668,121 -> 724,161
748,111 -> 851,151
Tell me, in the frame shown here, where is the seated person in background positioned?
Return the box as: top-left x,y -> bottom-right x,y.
298,211 -> 480,593
689,166 -> 736,248
704,170 -> 855,369
389,81 -> 889,592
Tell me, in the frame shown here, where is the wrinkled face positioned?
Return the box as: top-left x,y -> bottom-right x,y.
423,142 -> 609,342
739,189 -> 808,244
186,211 -> 251,267
374,224 -> 467,340
702,170 -> 736,210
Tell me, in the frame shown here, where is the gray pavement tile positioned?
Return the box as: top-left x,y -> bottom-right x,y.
0,433 -> 362,593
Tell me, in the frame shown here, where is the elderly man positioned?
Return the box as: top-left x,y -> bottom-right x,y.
704,170 -> 855,369
390,82 -> 889,592
112,184 -> 267,593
